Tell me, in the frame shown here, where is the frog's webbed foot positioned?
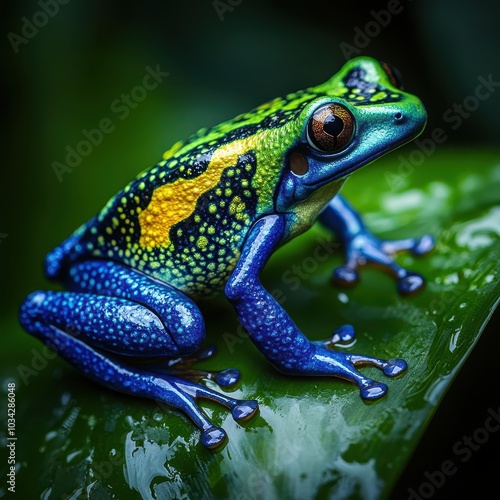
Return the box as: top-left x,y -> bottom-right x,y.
141,345 -> 255,447
333,232 -> 434,296
157,376 -> 258,448
319,196 -> 434,295
343,352 -> 408,400
305,341 -> 407,400
310,323 -> 407,399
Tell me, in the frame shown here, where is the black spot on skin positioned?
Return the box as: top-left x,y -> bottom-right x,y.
342,68 -> 403,105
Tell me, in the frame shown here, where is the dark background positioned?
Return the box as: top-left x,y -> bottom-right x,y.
1,0 -> 499,497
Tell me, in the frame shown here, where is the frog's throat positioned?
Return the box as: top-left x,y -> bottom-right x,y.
139,134 -> 265,250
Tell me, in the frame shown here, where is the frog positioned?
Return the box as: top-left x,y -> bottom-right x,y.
20,57 -> 434,449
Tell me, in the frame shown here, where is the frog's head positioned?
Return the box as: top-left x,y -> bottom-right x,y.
274,56 -> 427,212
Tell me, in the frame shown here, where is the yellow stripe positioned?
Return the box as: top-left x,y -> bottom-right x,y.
139,134 -> 260,249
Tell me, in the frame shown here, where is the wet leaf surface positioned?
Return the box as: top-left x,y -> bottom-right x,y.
1,149 -> 499,499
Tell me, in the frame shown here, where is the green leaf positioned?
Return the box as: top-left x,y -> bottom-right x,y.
1,149 -> 499,499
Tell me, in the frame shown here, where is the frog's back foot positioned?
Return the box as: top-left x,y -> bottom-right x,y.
332,235 -> 433,296
152,344 -> 242,389
19,259 -> 257,448
19,298 -> 257,448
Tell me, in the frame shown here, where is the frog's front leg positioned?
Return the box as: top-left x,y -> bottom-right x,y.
225,215 -> 406,400
19,261 -> 257,448
319,195 -> 434,295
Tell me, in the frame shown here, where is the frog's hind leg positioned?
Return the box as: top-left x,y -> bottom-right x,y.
18,313 -> 256,448
19,260 -> 257,448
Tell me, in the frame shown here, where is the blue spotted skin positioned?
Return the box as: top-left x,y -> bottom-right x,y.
20,58 -> 434,448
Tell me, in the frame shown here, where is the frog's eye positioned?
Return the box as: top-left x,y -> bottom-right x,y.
307,104 -> 355,153
381,61 -> 404,90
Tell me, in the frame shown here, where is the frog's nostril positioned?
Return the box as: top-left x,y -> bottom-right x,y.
394,112 -> 404,122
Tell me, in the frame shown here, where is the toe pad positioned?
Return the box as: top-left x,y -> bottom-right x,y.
397,273 -> 425,295
232,400 -> 259,422
215,368 -> 240,387
360,381 -> 388,400
201,427 -> 227,448
383,358 -> 407,377
333,266 -> 359,287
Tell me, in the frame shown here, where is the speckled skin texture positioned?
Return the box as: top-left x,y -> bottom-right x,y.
20,57 -> 433,448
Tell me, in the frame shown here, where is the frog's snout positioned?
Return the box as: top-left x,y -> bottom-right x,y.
391,110 -> 416,127
393,111 -> 404,123
390,97 -> 427,139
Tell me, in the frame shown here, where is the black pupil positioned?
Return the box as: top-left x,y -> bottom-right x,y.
323,114 -> 344,137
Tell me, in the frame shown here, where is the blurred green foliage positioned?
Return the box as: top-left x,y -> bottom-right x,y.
1,150 -> 499,498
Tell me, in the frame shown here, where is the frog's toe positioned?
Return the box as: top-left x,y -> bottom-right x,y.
201,426 -> 227,449
332,265 -> 359,287
332,324 -> 356,344
381,234 -> 435,256
359,380 -> 388,400
316,324 -> 356,349
167,379 -> 259,448
397,272 -> 425,296
197,344 -> 218,360
383,358 -> 407,377
232,400 -> 259,422
214,368 -> 241,388
339,350 -> 408,398
410,234 -> 435,256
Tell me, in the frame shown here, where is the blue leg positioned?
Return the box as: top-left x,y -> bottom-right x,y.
19,261 -> 258,448
318,195 -> 434,295
226,215 -> 407,401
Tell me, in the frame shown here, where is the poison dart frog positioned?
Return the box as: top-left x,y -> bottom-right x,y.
20,57 -> 434,448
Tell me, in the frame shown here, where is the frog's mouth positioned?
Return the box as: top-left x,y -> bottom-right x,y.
302,138 -> 415,188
